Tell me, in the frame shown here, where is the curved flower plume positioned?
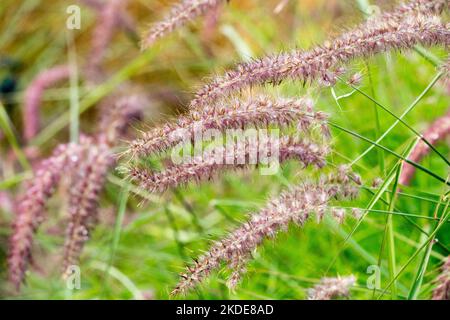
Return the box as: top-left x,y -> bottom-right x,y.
99,93 -> 148,146
189,6 -> 449,110
8,93 -> 149,291
79,0 -> 135,34
432,256 -> 450,300
127,95 -> 328,159
171,167 -> 362,295
8,142 -> 84,289
62,139 -> 113,276
307,275 -> 356,300
85,0 -> 129,83
127,136 -> 330,194
365,0 -> 448,26
23,65 -> 70,142
141,0 -> 227,50
399,109 -> 450,185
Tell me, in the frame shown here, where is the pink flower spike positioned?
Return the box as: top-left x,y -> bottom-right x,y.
399,110 -> 450,186
23,65 -> 70,142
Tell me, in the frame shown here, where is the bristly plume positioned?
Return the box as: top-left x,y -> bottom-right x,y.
127,136 -> 330,194
365,0 -> 448,27
99,93 -> 148,146
399,109 -> 450,185
78,0 -> 136,34
62,139 -> 113,277
432,256 -> 450,300
23,65 -> 70,142
8,92 -> 147,291
189,11 -> 449,110
141,0 -> 227,50
307,275 -> 356,300
127,95 -> 328,159
8,142 -> 84,290
85,0 -> 128,83
171,167 -> 362,295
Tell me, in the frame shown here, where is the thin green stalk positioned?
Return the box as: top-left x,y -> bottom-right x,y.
335,207 -> 443,221
407,186 -> 448,299
325,217 -> 409,295
0,102 -> 30,170
109,187 -> 129,267
326,163 -> 399,275
362,186 -> 442,205
0,171 -> 32,190
366,63 -> 385,175
91,261 -> 143,300
102,186 -> 129,297
67,30 -> 80,143
385,163 -> 402,299
330,122 -> 449,186
344,72 -> 449,167
173,189 -> 204,234
355,0 -> 372,15
360,187 -> 449,254
377,200 -> 450,298
407,225 -> 433,300
164,205 -> 187,260
0,0 -> 40,48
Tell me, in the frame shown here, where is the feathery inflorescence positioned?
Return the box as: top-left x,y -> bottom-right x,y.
399,109 -> 450,185
8,142 -> 84,289
23,65 -> 70,142
8,92 -> 149,290
189,9 -> 449,110
85,0 -> 128,83
128,136 -> 330,194
307,275 -> 356,300
119,0 -> 450,296
141,0 -> 227,50
171,167 -> 362,295
62,138 -> 112,277
79,0 -> 135,33
126,95 -> 327,159
432,256 -> 450,300
99,93 -> 148,146
365,0 -> 448,26
61,92 -> 149,275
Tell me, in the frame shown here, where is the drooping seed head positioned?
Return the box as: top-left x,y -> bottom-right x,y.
141,0 -> 227,50
171,168 -> 361,295
307,275 -> 356,300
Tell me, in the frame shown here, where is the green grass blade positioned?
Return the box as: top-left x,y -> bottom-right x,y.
377,200 -> 450,298
407,187 -> 448,300
66,30 -> 80,143
330,122 -> 449,186
345,72 -> 449,167
0,102 -> 30,170
385,163 -> 402,299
